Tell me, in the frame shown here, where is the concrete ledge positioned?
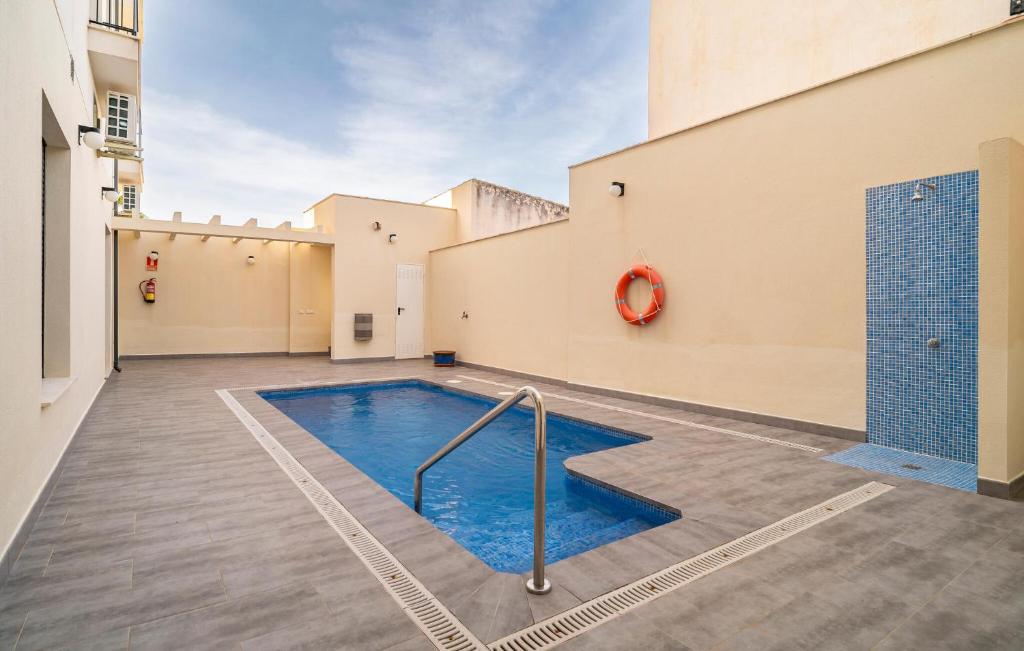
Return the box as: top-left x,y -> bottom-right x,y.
330,355 -> 396,364
455,361 -> 865,442
977,472 -> 1024,500
40,376 -> 76,408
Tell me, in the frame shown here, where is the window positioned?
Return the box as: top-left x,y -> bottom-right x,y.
105,91 -> 135,142
41,94 -> 71,380
121,184 -> 137,213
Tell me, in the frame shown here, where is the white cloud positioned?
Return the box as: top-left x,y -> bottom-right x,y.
142,90 -> 452,226
141,1 -> 647,226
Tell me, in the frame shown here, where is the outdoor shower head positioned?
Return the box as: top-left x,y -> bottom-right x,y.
911,182 -> 936,201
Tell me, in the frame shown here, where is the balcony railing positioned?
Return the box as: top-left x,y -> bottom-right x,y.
89,0 -> 139,36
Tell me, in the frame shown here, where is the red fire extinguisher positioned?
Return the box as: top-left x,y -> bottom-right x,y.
139,278 -> 156,303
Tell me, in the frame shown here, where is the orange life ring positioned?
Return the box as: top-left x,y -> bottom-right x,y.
615,264 -> 665,325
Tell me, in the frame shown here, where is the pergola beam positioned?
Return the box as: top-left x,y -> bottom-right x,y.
169,211 -> 181,240
201,215 -> 220,241
112,216 -> 332,245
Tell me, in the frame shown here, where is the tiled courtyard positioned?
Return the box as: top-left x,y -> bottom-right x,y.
1,357 -> 1022,650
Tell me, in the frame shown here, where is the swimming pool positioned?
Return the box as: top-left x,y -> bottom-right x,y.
260,381 -> 678,573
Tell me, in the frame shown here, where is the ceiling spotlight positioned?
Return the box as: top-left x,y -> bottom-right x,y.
101,186 -> 120,202
608,181 -> 625,198
78,125 -> 104,149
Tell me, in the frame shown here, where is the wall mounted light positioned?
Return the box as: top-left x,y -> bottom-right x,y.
371,221 -> 381,231
247,255 -> 256,265
101,186 -> 120,202
388,233 -> 398,244
608,181 -> 625,198
78,125 -> 104,149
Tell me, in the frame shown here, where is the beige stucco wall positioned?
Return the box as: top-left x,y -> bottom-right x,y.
118,233 -> 330,356
289,244 -> 332,354
978,138 -> 1024,487
318,196 -> 457,361
425,179 -> 568,243
1009,143 -> 1024,488
0,1 -> 121,563
649,0 -> 1013,139
429,221 -> 570,380
571,20 -> 1024,433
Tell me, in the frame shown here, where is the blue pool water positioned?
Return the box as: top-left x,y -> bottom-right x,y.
260,381 -> 678,573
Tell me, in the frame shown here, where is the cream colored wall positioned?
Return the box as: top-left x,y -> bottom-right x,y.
649,0 -> 1013,139
1008,142 -> 1024,488
978,138 -> 1024,486
118,234 -> 331,356
0,1 -> 120,564
320,196 -> 457,360
429,221 -> 569,379
289,244 -> 332,354
119,234 -> 291,354
570,21 -> 1024,432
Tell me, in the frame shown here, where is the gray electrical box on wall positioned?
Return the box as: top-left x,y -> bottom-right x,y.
354,313 -> 372,341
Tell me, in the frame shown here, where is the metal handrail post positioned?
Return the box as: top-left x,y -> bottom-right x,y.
526,391 -> 549,595
413,386 -> 551,595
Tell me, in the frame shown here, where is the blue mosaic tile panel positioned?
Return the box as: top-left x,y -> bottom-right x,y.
825,443 -> 977,492
866,171 -> 978,464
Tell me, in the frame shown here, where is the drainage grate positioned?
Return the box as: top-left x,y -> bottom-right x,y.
489,481 -> 892,651
217,389 -> 486,651
457,375 -> 824,454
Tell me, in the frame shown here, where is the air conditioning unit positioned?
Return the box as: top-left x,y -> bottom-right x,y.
104,91 -> 137,145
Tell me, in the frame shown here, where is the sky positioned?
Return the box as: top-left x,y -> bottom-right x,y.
141,0 -> 649,226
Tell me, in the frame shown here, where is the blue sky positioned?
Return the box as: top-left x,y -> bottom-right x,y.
141,0 -> 649,225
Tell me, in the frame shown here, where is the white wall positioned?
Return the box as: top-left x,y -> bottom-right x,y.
0,0 -> 120,568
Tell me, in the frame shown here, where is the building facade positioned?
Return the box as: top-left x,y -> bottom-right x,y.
0,0 -> 145,577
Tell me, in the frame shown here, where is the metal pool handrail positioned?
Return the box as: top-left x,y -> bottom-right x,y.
413,385 -> 552,595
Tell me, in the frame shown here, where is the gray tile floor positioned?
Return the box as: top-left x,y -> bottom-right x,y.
1,358 -> 1022,650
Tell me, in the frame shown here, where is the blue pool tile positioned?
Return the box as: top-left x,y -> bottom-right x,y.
865,170 -> 978,464
824,443 -> 977,492
261,381 -> 678,573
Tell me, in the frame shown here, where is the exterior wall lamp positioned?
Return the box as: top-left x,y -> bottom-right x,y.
78,125 -> 104,149
101,186 -> 120,202
371,221 -> 381,231
247,255 -> 256,265
609,181 -> 625,197
388,233 -> 398,244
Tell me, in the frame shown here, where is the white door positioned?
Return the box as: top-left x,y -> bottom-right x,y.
395,264 -> 425,359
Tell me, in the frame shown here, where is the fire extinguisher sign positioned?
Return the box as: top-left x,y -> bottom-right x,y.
146,250 -> 159,271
